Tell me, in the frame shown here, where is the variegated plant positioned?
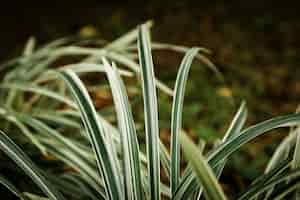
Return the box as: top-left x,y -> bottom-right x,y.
0,22 -> 300,200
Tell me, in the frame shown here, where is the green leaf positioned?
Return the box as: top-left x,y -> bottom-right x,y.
180,132 -> 227,200
58,69 -> 122,199
170,47 -> 200,194
102,58 -> 143,199
138,24 -> 161,200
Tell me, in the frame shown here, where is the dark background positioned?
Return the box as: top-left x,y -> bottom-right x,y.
2,1 -> 300,59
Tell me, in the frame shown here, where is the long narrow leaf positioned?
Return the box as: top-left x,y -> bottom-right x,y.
170,47 -> 200,194
180,132 -> 227,200
138,24 -> 161,200
103,58 -> 143,199
58,69 -> 122,199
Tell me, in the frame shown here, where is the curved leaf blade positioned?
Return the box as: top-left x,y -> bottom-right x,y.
170,47 -> 200,194
102,58 -> 143,199
138,24 -> 160,200
58,69 -> 122,200
180,132 -> 227,200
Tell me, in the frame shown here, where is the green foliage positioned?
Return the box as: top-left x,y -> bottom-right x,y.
0,21 -> 300,200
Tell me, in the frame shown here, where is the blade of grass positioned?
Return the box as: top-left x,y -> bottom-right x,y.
102,58 -> 143,199
138,24 -> 161,200
170,47 -> 200,195
58,69 -> 122,199
180,132 -> 227,200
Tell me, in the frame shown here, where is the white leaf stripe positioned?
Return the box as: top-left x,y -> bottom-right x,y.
138,25 -> 160,200
0,131 -> 65,200
170,47 -> 200,195
102,58 -> 143,199
58,70 -> 122,200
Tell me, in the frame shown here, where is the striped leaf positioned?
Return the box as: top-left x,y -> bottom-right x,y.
102,58 -> 143,199
170,47 -> 200,194
58,69 -> 122,199
138,24 -> 161,200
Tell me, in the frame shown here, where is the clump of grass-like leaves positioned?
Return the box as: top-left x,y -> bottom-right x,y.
0,22 -> 300,200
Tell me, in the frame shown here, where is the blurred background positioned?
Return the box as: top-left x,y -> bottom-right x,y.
2,0 -> 300,197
